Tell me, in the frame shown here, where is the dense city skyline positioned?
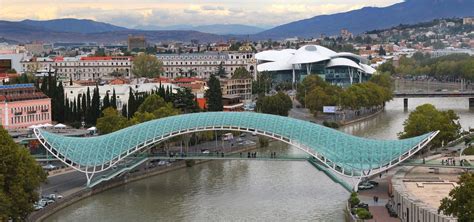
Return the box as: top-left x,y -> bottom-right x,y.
0,0 -> 402,28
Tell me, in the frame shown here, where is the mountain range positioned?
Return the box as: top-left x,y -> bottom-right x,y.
0,0 -> 472,43
256,0 -> 474,39
134,24 -> 265,35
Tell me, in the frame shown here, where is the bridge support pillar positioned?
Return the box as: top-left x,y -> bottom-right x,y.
469,98 -> 474,108
403,98 -> 408,109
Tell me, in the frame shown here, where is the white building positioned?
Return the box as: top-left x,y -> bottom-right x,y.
256,45 -> 376,87
21,56 -> 132,81
157,52 -> 256,79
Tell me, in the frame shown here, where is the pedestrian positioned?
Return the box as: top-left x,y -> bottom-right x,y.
240,152 -> 242,158
248,152 -> 251,158
379,173 -> 382,178
221,152 -> 224,157
453,159 -> 456,166
373,196 -> 376,203
423,157 -> 425,164
442,159 -> 444,165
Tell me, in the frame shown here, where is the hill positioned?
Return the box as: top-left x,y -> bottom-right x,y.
20,18 -> 128,33
135,24 -> 265,35
254,0 -> 474,39
0,21 -> 226,43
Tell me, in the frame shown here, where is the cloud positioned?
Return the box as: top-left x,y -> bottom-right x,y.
201,5 -> 225,11
0,0 -> 403,27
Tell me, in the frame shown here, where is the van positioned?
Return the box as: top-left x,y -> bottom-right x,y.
222,133 -> 234,141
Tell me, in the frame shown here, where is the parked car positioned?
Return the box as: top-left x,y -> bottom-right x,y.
239,133 -> 246,137
34,204 -> 43,211
367,180 -> 379,186
47,194 -> 63,200
358,182 -> 374,190
201,150 -> 210,154
42,164 -> 57,171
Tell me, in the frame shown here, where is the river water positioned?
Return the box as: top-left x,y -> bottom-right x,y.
45,98 -> 473,222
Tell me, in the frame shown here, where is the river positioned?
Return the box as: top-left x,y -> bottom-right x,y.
45,97 -> 473,222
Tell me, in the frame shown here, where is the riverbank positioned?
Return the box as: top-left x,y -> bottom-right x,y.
28,143 -> 260,222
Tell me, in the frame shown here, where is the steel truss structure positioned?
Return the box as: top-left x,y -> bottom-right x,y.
34,112 -> 438,187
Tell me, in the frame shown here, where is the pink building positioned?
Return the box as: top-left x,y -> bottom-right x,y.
0,84 -> 51,129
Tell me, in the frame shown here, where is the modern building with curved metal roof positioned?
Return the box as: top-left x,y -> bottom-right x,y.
34,112 -> 437,186
255,45 -> 377,86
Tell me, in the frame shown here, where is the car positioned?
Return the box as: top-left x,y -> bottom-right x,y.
239,133 -> 246,138
47,194 -> 63,200
356,203 -> 369,210
358,182 -> 374,190
37,199 -> 48,207
34,204 -> 43,211
252,132 -> 257,136
201,150 -> 210,154
367,180 -> 379,186
236,138 -> 243,143
158,160 -> 169,166
42,164 -> 57,171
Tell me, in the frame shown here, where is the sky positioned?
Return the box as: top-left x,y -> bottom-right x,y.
0,0 -> 403,28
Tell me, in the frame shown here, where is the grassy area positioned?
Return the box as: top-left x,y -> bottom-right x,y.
463,146 -> 474,155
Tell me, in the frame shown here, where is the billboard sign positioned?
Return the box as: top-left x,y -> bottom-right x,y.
323,106 -> 337,113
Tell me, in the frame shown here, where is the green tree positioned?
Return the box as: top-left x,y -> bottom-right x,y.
252,71 -> 272,95
399,104 -> 461,147
0,126 -> 46,220
172,88 -> 200,113
130,94 -> 180,124
102,91 -> 110,111
111,89 -> 117,109
377,61 -> 396,75
216,62 -> 227,78
256,92 -> 292,116
438,173 -> 474,222
296,74 -> 328,106
131,53 -> 163,78
205,74 -> 223,111
96,108 -> 130,134
232,67 -> 252,79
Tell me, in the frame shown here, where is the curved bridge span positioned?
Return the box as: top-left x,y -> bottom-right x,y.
34,112 -> 438,187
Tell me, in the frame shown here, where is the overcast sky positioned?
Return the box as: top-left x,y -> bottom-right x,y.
0,0 -> 403,28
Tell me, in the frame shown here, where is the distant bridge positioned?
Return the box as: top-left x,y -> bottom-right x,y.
393,91 -> 474,108
394,91 -> 474,98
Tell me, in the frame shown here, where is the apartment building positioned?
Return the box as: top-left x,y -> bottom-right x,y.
156,52 -> 256,79
0,84 -> 51,129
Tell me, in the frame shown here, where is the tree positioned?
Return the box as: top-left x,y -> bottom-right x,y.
205,74 -> 223,111
0,126 -> 46,220
96,108 -> 130,134
216,62 -> 227,78
296,74 -> 328,107
232,67 -> 252,79
438,173 -> 474,222
377,61 -> 396,75
399,104 -> 461,147
127,88 -> 137,118
252,71 -> 272,95
102,91 -> 110,111
111,89 -> 117,109
131,53 -> 163,78
378,45 -> 386,56
256,92 -> 292,116
172,88 -> 199,113
130,94 -> 180,124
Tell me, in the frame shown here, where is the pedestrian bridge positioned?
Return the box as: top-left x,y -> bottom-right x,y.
34,112 -> 438,186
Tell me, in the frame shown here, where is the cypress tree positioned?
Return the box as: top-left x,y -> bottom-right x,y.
91,86 -> 100,124
103,91 -> 110,111
121,104 -> 128,118
127,88 -> 136,119
40,76 -> 48,95
56,82 -> 65,122
111,89 -> 117,109
64,97 -> 70,122
81,93 -> 87,124
205,74 -> 223,111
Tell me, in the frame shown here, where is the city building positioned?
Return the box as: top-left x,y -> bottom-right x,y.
220,78 -> 252,101
0,53 -> 28,73
22,56 -> 133,81
25,43 -> 52,56
430,48 -> 474,58
157,52 -> 256,79
340,29 -> 353,39
0,84 -> 51,129
127,35 -> 147,51
463,17 -> 474,25
255,45 -> 376,87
